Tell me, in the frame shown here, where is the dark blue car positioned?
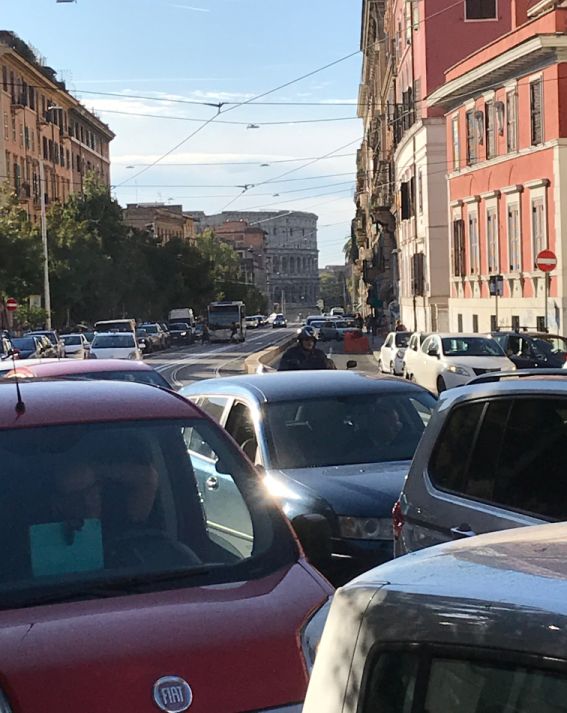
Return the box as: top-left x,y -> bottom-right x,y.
179,371 -> 436,583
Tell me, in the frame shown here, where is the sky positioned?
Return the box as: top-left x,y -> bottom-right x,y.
2,0 -> 363,266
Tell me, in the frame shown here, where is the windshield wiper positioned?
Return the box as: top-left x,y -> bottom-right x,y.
0,566 -> 215,610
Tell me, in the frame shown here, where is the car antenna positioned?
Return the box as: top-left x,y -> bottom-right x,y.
10,350 -> 25,415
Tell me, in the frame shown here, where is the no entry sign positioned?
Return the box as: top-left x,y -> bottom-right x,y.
5,297 -> 18,312
536,249 -> 557,273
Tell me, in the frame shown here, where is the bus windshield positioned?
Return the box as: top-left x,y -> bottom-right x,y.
208,305 -> 244,327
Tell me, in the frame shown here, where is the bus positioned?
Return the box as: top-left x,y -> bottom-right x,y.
207,301 -> 246,342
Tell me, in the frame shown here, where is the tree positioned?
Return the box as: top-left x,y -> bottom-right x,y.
320,271 -> 345,310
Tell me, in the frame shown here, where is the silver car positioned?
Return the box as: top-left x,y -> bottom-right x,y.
304,522 -> 567,713
179,371 -> 436,583
395,371 -> 567,557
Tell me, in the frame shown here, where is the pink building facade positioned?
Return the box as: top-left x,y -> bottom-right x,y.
429,2 -> 567,333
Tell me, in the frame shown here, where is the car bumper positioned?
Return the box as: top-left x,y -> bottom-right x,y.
329,537 -> 394,583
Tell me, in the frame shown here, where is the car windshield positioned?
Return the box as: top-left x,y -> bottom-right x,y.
0,419 -> 294,610
264,392 -> 436,468
170,324 -> 189,330
441,337 -> 504,357
92,335 -> 135,348
62,336 -> 81,346
12,338 -> 35,350
141,325 -> 158,334
30,333 -> 56,345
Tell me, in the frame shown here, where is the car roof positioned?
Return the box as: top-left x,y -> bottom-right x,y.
438,377 -> 567,407
490,331 -> 565,338
179,371 -> 432,404
93,331 -> 135,338
7,358 -> 157,377
353,522 -> 567,618
0,379 -> 201,429
434,333 -> 496,339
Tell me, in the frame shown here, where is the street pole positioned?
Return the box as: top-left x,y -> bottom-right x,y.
545,273 -> 549,333
39,160 -> 52,329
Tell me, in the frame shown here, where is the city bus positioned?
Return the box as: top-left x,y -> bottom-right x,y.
207,301 -> 246,342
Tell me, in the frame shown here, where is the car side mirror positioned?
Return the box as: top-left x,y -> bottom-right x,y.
346,359 -> 357,369
428,347 -> 439,358
291,514 -> 332,571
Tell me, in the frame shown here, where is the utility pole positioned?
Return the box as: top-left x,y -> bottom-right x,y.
39,160 -> 52,328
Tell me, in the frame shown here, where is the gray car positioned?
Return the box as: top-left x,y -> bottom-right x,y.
304,521 -> 567,713
179,371 -> 436,583
394,371 -> 567,557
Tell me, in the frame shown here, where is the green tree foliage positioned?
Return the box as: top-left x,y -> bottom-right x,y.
320,270 -> 345,310
0,185 -> 42,300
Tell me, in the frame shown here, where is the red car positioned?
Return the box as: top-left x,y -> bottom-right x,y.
0,378 -> 332,712
3,358 -> 171,389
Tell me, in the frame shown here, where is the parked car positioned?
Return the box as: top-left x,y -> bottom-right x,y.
304,521 -> 567,713
394,370 -> 567,558
315,319 -> 340,341
402,332 -> 431,381
411,333 -> 515,393
5,357 -> 171,388
272,313 -> 287,328
135,328 -> 153,354
167,322 -> 192,345
379,331 -> 411,375
334,319 -> 358,339
245,315 -> 261,329
139,323 -> 166,350
26,330 -> 65,358
158,322 -> 172,348
11,335 -> 45,359
89,332 -> 143,361
0,377 -> 332,713
491,331 -> 567,369
179,371 -> 436,583
60,333 -> 89,359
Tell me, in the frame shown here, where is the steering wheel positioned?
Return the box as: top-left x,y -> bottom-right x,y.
110,528 -> 201,567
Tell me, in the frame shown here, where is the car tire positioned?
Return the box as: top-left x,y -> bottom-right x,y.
437,376 -> 447,394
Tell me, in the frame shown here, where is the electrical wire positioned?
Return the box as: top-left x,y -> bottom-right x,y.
118,152 -> 356,168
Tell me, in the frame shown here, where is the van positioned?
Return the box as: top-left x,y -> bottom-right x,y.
94,318 -> 136,334
168,308 -> 195,327
329,307 -> 345,317
304,522 -> 567,713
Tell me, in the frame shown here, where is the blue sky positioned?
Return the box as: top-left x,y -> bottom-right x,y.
3,0 -> 362,265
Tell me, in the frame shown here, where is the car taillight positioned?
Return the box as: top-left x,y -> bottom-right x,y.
392,500 -> 404,540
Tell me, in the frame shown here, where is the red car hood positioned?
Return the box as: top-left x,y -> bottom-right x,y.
0,563 -> 329,713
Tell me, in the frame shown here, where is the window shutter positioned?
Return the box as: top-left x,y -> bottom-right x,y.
530,80 -> 543,145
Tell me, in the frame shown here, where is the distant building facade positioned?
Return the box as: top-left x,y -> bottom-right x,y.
190,210 -> 320,310
124,203 -> 196,244
0,31 -> 114,219
213,220 -> 268,296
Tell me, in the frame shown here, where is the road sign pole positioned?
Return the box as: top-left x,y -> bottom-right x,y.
545,273 -> 549,333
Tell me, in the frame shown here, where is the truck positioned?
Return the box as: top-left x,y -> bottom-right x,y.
168,308 -> 195,328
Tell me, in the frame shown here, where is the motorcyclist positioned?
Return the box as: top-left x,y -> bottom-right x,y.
278,326 -> 333,371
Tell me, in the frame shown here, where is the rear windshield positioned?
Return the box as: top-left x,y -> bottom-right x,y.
141,325 -> 158,334
395,333 -> 411,347
0,419 -> 294,610
92,335 -> 135,348
265,392 -> 436,469
62,336 -> 81,346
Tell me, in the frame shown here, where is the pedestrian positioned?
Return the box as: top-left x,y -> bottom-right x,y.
278,326 -> 332,371
201,322 -> 210,345
230,321 -> 238,343
395,319 -> 408,332
354,312 -> 364,330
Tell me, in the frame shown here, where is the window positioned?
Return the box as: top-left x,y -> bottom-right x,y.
3,113 -> 8,141
485,101 -> 495,159
451,116 -> 460,170
411,252 -> 425,296
506,91 -> 518,152
530,79 -> 543,145
466,110 -> 477,165
457,314 -> 463,332
512,314 -> 520,331
486,207 -> 498,273
400,179 -> 415,220
531,197 -> 546,266
194,396 -> 229,425
417,169 -> 423,214
508,203 -> 521,271
468,211 -> 479,273
472,314 -> 479,333
490,314 -> 497,331
225,402 -> 258,463
1,66 -> 6,92
465,0 -> 497,20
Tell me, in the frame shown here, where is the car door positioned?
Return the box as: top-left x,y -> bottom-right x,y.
417,336 -> 436,391
381,334 -> 393,370
399,395 -> 564,555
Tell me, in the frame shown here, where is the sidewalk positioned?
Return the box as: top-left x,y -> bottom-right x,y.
369,333 -> 385,365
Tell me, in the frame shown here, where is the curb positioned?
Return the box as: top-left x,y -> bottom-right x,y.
244,336 -> 296,374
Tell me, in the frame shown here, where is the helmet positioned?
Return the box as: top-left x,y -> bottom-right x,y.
297,326 -> 317,341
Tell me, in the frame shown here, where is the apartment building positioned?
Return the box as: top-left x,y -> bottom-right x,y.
0,31 -> 114,219
213,220 -> 268,297
123,203 -> 196,244
429,0 -> 567,333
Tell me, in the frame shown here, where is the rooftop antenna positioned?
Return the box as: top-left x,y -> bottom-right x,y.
10,351 -> 25,415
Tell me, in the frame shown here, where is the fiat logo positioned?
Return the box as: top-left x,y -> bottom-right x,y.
153,676 -> 193,712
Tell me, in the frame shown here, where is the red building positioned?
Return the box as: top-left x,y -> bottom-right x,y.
429,0 -> 567,333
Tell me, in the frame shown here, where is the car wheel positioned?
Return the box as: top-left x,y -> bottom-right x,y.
437,376 -> 447,394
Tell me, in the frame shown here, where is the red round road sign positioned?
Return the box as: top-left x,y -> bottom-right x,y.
5,298 -> 18,312
536,249 -> 557,272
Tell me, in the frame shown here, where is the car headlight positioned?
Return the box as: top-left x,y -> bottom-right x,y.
301,597 -> 332,674
448,365 -> 470,376
180,331 -> 187,336
263,474 -> 301,501
338,516 -> 393,540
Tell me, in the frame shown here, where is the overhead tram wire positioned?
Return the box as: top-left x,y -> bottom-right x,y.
117,152 -> 356,168
115,50 -> 361,188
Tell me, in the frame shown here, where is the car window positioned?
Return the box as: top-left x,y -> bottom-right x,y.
197,396 -> 230,425
225,402 -> 259,463
429,397 -> 567,520
421,336 -> 436,353
265,392 -> 436,469
0,419 -> 294,610
384,335 -> 392,348
362,649 -> 567,713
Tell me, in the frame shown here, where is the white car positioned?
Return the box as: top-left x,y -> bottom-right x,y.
89,332 -> 143,361
61,333 -> 89,359
378,331 -> 411,375
412,333 -> 515,394
402,332 -> 432,381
